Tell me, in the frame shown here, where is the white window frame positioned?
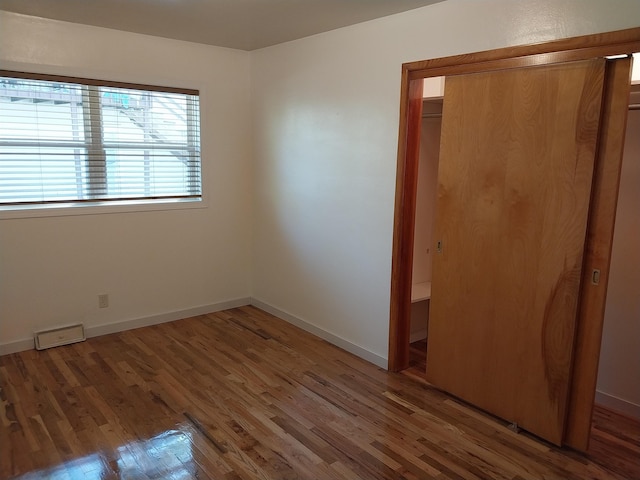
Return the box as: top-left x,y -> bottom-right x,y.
0,71 -> 204,218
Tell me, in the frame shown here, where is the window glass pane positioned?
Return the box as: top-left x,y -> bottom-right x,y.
0,146 -> 87,203
101,89 -> 191,145
0,74 -> 201,206
0,79 -> 85,142
101,107 -> 145,143
105,148 -> 195,197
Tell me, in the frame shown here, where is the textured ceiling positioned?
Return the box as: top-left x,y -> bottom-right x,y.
0,0 -> 444,51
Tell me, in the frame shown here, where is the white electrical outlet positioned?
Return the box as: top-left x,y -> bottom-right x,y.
98,294 -> 109,308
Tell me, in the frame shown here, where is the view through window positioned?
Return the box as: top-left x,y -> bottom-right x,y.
0,73 -> 201,206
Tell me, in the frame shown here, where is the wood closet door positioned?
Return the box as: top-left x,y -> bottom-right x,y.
425,59 -> 606,445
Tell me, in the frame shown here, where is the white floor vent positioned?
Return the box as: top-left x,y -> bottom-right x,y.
34,324 -> 86,350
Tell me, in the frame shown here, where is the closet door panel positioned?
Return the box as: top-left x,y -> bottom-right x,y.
426,59 -> 606,445
565,57 -> 633,450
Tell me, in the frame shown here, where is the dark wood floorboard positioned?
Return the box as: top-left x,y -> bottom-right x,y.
0,307 -> 637,479
408,338 -> 640,480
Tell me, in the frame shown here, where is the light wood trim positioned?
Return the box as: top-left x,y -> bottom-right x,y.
388,75 -> 422,371
405,27 -> 640,79
0,69 -> 199,95
425,59 -> 607,446
564,59 -> 634,451
408,43 -> 640,80
389,27 -> 640,448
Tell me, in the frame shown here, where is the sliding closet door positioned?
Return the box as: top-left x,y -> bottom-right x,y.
426,59 -> 607,445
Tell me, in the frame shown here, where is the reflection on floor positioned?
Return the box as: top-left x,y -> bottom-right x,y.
406,338 -> 640,480
1,307 -> 638,480
10,429 -> 194,479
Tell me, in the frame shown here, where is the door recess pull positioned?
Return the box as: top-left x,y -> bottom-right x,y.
592,269 -> 601,285
437,240 -> 443,254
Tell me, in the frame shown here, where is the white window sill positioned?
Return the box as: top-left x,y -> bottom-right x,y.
0,197 -> 206,220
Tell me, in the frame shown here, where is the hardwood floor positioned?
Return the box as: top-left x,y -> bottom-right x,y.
407,339 -> 640,480
589,404 -> 640,480
1,307 -> 637,479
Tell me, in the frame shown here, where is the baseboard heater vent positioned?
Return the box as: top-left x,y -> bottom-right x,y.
34,324 -> 86,350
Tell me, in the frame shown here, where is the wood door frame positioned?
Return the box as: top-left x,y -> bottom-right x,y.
388,27 -> 640,450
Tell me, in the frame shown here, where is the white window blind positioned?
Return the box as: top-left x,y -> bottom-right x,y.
0,72 -> 201,206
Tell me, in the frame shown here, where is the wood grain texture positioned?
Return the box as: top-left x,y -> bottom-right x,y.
388,27 -> 640,386
426,59 -> 606,446
410,339 -> 640,480
564,59 -> 634,451
0,306 -> 634,480
406,27 -> 640,81
589,404 -> 640,480
389,77 -> 423,372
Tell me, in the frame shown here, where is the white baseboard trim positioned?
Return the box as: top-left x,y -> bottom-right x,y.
0,297 -> 251,357
86,297 -> 251,339
250,298 -> 387,369
410,329 -> 428,344
0,338 -> 34,356
595,390 -> 640,419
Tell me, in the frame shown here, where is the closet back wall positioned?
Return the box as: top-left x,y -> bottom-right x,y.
596,105 -> 640,418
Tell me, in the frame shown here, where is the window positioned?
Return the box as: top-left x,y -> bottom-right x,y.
0,71 -> 201,207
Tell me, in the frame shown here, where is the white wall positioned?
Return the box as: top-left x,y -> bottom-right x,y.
0,12 -> 253,352
596,109 -> 640,418
0,1 -> 638,414
250,0 -> 640,367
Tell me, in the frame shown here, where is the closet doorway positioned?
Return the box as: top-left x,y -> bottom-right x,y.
408,79 -> 640,445
388,28 -> 640,451
406,95 -> 441,362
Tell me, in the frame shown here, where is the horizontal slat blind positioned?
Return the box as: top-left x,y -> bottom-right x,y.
0,73 -> 201,205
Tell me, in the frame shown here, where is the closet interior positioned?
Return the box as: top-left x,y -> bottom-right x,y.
408,79 -> 442,371
408,75 -> 640,433
408,100 -> 440,338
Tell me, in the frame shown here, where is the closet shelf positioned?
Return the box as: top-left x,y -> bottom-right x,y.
411,281 -> 431,303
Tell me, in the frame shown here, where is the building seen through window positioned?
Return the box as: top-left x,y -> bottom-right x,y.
0,74 -> 201,206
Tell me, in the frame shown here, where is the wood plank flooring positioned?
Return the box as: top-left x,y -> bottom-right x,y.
1,306 -> 638,479
407,339 -> 640,480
